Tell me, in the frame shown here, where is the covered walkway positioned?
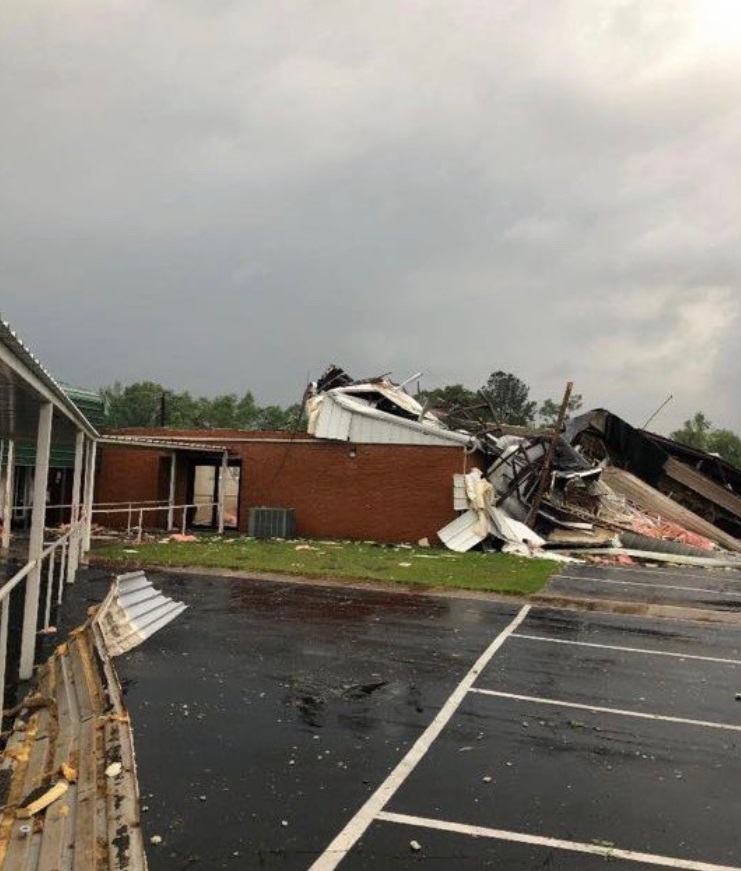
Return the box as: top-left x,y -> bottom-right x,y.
0,315 -> 98,702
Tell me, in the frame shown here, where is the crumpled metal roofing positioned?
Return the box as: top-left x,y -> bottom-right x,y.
95,570 -> 187,656
307,391 -> 475,447
0,570 -> 188,871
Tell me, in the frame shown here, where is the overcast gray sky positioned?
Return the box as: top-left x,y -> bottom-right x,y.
2,0 -> 740,434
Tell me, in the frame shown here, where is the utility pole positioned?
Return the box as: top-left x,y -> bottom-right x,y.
526,381 -> 573,528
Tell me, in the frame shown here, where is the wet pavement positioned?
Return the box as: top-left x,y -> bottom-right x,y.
544,562 -> 741,613
39,568 -> 741,869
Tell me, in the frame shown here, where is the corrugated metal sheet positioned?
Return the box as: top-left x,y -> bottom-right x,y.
312,392 -> 474,447
14,440 -> 79,469
13,385 -> 104,467
311,393 -> 353,441
62,385 -> 106,429
0,622 -> 148,870
95,570 -> 187,656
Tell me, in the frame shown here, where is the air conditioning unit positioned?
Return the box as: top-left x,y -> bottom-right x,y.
248,507 -> 296,539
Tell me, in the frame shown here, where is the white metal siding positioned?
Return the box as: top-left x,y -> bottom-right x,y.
314,393 -> 474,447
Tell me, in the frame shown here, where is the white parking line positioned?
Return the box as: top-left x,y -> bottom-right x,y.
512,633 -> 741,665
470,689 -> 741,732
555,574 -> 741,597
376,811 -> 741,871
308,605 -> 531,871
570,565 -> 741,584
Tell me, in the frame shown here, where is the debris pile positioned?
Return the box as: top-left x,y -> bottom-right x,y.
0,573 -> 187,870
306,366 -> 741,567
305,365 -> 474,447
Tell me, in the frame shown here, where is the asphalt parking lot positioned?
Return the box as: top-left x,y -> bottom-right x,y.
55,568 -> 741,869
544,561 -> 741,612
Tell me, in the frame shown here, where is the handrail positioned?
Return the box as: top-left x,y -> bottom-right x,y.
0,559 -> 37,604
5,500 -> 223,545
40,524 -> 75,560
0,519 -> 85,604
10,498 -> 170,512
90,501 -> 216,517
0,515 -> 87,725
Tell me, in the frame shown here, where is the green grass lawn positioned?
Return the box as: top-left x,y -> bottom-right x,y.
94,535 -> 556,596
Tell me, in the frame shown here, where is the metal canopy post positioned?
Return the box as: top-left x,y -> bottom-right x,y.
217,452 -> 227,534
67,430 -> 85,583
20,402 -> 53,680
0,440 -> 12,552
167,452 -> 177,530
82,438 -> 97,555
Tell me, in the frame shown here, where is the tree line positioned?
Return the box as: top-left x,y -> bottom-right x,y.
101,375 -> 741,469
419,373 -> 741,469
101,371 -> 577,431
101,382 -> 302,430
416,370 -> 583,427
669,412 -> 741,468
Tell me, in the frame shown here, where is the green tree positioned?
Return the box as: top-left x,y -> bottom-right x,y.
256,403 -> 303,430
236,392 -> 260,428
102,382 -> 300,431
670,412 -> 741,469
416,384 -> 480,410
101,381 -> 165,427
538,393 -> 583,427
670,412 -> 713,451
706,429 -> 741,468
198,393 -> 240,428
479,371 -> 537,425
167,391 -> 200,427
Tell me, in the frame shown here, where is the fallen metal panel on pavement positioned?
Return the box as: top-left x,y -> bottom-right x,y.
0,571 -> 189,871
96,570 -> 187,657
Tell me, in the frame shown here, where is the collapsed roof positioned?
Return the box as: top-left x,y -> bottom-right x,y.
306,366 -> 741,565
568,410 -> 741,546
306,365 -> 475,448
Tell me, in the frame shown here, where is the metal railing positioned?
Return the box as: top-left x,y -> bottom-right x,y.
11,498 -> 170,513
0,518 -> 86,729
8,499 -> 220,539
90,501 -> 221,541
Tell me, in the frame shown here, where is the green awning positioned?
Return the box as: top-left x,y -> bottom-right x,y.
12,384 -> 104,468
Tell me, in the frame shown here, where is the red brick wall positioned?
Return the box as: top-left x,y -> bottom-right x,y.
236,440 -> 479,543
96,447 -> 164,504
95,431 -> 483,543
95,446 -> 171,529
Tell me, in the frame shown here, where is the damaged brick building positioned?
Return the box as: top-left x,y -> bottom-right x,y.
93,366 -> 741,565
95,430 -> 480,545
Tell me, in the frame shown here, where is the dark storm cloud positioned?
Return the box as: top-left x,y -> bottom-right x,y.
1,0 -> 740,433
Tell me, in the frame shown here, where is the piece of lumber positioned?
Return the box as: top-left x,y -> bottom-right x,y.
15,780 -> 68,819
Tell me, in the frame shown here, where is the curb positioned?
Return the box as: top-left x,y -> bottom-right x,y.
531,592 -> 741,625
